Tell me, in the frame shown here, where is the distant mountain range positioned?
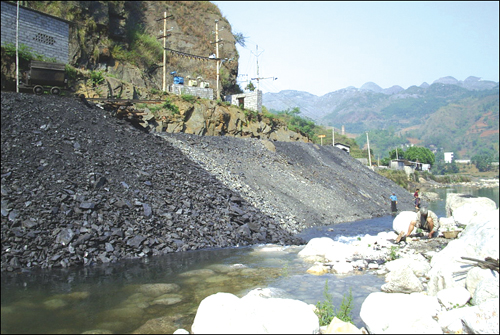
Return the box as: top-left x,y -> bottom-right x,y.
263,76 -> 499,159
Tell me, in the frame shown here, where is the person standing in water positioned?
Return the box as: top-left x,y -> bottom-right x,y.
390,192 -> 398,212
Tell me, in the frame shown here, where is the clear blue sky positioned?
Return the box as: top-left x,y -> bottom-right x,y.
212,1 -> 499,96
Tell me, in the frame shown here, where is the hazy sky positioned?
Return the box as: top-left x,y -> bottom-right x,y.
212,1 -> 499,96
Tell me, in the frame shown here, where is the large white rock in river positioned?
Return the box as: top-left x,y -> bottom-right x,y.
191,291 -> 319,334
445,193 -> 497,223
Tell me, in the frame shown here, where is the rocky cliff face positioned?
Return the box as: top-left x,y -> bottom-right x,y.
97,94 -> 310,142
20,1 -> 239,96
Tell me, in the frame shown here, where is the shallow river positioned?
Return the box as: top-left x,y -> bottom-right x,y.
1,185 -> 498,334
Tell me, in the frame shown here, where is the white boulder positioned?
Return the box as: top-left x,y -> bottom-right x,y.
360,292 -> 441,334
392,211 -> 417,234
445,193 -> 497,219
381,266 -> 424,293
298,237 -> 336,259
191,292 -> 320,334
466,267 -> 498,296
427,209 -> 499,295
472,278 -> 499,306
384,255 -> 430,277
461,298 -> 499,334
436,286 -> 471,310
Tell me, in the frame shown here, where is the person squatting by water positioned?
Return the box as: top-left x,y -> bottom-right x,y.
396,206 -> 440,243
390,192 -> 398,212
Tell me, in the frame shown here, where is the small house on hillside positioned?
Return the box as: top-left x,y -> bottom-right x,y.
225,90 -> 262,113
391,159 -> 431,174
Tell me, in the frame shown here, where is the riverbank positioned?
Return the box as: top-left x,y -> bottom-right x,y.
181,194 -> 499,334
413,174 -> 499,190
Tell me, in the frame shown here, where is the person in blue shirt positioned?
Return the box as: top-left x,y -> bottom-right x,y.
390,192 -> 398,212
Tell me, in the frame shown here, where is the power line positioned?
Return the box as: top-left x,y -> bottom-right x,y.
165,47 -> 220,61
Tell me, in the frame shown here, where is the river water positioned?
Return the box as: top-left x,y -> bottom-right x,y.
1,185 -> 498,334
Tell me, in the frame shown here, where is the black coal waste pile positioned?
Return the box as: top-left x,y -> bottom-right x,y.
1,92 -> 303,271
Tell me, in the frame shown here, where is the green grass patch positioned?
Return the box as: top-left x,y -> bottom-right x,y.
315,280 -> 354,326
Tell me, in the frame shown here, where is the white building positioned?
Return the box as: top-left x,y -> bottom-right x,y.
225,90 -> 262,113
444,152 -> 454,163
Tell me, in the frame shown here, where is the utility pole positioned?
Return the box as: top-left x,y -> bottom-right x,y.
366,132 -> 372,167
157,11 -> 173,92
215,19 -> 221,100
332,127 -> 335,146
16,1 -> 19,93
250,45 -> 277,92
162,11 -> 167,92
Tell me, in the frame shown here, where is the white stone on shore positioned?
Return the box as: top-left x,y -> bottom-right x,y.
436,286 -> 471,310
472,278 -> 499,306
360,292 -> 441,334
381,266 -> 424,293
427,209 -> 499,295
384,255 -> 430,277
466,267 -> 498,296
461,298 -> 499,334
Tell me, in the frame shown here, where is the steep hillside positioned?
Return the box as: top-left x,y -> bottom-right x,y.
1,92 -> 414,270
6,1 -> 240,96
415,93 -> 499,157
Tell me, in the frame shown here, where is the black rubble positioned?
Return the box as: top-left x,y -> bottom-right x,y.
1,92 -> 413,271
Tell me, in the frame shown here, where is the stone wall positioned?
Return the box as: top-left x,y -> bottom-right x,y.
225,91 -> 262,113
169,84 -> 214,100
1,1 -> 69,64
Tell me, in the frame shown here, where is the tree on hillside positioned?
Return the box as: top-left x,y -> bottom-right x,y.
471,154 -> 493,172
245,82 -> 256,92
387,149 -> 405,160
233,32 -> 247,47
404,146 -> 435,165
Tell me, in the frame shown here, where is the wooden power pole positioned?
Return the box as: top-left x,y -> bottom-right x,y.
366,132 -> 372,167
157,11 -> 172,92
215,19 -> 221,100
162,11 -> 167,92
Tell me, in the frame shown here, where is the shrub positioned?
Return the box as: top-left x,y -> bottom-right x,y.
89,70 -> 105,86
65,64 -> 78,81
181,94 -> 196,103
163,99 -> 179,114
315,280 -> 354,326
376,169 -> 409,189
388,246 -> 399,260
2,42 -> 55,63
